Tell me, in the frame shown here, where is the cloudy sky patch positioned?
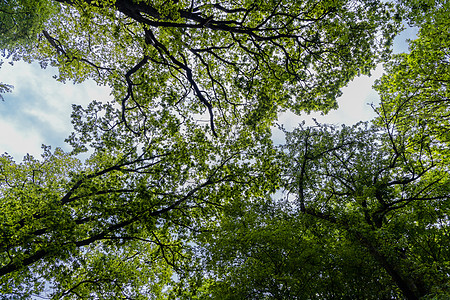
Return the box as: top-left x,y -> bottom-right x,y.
0,61 -> 111,160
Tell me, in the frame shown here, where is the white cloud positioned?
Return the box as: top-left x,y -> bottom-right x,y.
272,65 -> 385,145
0,120 -> 44,160
0,61 -> 112,161
278,65 -> 384,127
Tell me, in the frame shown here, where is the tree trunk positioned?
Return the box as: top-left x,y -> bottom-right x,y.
357,233 -> 428,300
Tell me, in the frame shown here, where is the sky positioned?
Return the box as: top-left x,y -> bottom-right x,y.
0,62 -> 111,160
0,26 -> 417,161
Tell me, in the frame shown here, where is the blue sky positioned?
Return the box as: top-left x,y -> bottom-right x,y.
0,26 -> 417,161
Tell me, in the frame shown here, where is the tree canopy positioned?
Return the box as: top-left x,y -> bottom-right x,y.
3,0 -> 399,135
1,0 -> 449,299
189,119 -> 449,299
374,1 -> 450,156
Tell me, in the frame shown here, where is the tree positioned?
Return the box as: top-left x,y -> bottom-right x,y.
183,197 -> 398,299
4,0 -> 399,136
0,0 -> 57,50
0,100 -> 279,298
0,81 -> 13,101
190,121 -> 449,300
6,0 -> 444,299
181,5 -> 450,300
374,0 -> 450,157
284,122 -> 450,299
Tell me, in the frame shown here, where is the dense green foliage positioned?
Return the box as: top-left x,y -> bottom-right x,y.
195,121 -> 450,299
0,101 -> 278,298
3,0 -> 399,135
0,0 -> 449,299
374,1 -> 450,155
0,0 -> 57,48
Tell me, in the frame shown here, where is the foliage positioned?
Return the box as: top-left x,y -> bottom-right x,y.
6,0 -> 399,136
0,100 -> 278,298
374,1 -> 450,157
396,0 -> 447,25
0,81 -> 13,101
191,121 -> 450,299
1,0 -> 449,299
186,198 -> 398,299
187,8 -> 450,298
282,122 -> 450,299
0,0 -> 58,56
